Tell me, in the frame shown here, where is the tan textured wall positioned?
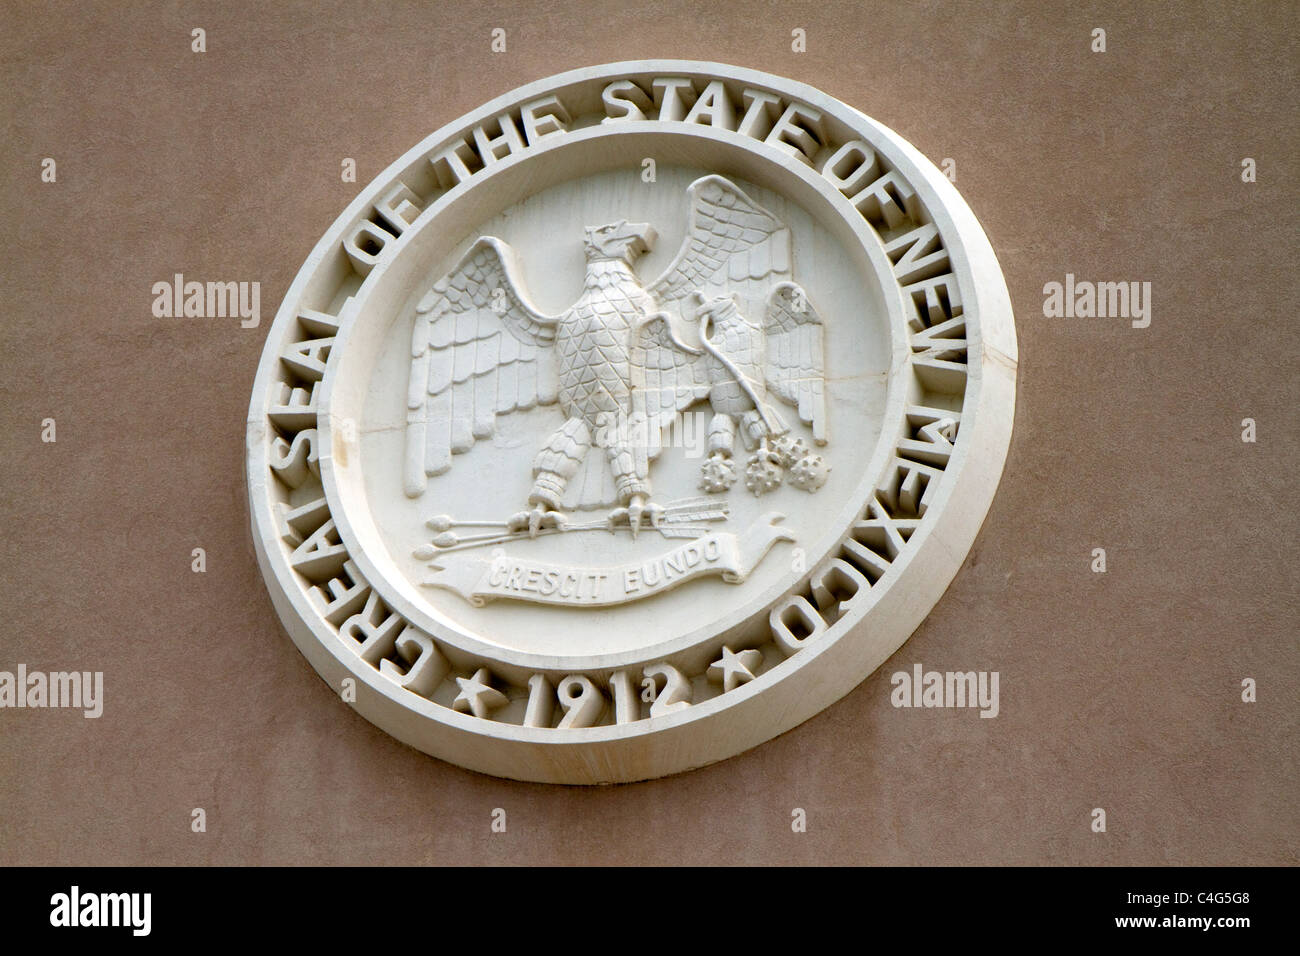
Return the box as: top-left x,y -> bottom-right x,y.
1,0 -> 1295,865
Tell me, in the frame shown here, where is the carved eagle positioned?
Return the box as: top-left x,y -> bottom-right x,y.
404,174 -> 826,533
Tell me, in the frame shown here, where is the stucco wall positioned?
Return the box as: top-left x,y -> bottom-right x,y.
1,0 -> 1295,865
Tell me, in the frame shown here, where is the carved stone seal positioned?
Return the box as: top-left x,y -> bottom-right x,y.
246,61 -> 1017,783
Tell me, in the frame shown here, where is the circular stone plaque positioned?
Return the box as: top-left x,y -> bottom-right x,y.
246,61 -> 1017,784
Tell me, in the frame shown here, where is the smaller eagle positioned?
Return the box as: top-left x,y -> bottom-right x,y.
640,283 -> 830,498
404,175 -> 827,535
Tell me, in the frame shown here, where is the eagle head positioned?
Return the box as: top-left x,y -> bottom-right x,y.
584,220 -> 657,264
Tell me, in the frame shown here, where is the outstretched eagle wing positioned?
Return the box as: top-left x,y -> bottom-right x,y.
765,282 -> 826,444
646,174 -> 793,325
404,237 -> 560,497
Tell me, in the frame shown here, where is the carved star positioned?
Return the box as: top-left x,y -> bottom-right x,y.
708,647 -> 763,692
453,667 -> 508,719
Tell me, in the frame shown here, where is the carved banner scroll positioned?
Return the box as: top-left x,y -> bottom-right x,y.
425,515 -> 794,606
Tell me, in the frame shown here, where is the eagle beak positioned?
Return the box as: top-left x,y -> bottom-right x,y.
628,222 -> 656,257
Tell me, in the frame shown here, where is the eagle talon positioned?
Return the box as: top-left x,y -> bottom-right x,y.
607,495 -> 664,539
508,505 -> 567,539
